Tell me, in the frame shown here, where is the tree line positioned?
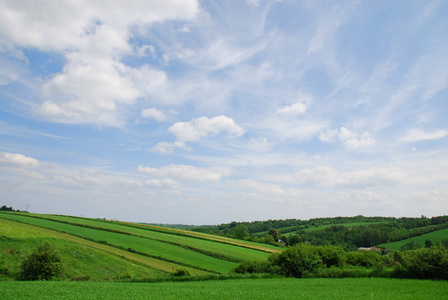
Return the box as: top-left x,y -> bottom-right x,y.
193,215 -> 448,249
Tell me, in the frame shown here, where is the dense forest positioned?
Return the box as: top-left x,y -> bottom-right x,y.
193,215 -> 448,250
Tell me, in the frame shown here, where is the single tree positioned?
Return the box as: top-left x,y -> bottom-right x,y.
233,224 -> 249,239
289,234 -> 303,246
268,228 -> 279,242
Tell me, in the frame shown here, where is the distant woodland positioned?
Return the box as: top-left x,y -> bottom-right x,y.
192,215 -> 448,250
0,205 -> 26,212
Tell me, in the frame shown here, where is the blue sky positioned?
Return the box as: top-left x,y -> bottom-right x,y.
0,0 -> 447,224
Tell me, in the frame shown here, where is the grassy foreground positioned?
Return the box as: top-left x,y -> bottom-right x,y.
1,278 -> 447,299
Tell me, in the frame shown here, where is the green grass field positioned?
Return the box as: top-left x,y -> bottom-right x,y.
1,278 -> 447,299
28,213 -> 280,253
29,213 -> 273,261
0,212 -> 277,280
378,228 -> 448,250
0,217 -> 208,280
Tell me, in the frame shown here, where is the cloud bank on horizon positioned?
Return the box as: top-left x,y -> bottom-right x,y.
0,0 -> 447,224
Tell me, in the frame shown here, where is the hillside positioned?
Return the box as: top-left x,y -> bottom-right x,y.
193,215 -> 448,250
0,212 -> 279,281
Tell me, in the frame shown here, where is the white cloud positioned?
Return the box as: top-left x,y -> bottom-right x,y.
277,102 -> 307,115
244,137 -> 273,152
136,44 -> 156,58
277,92 -> 312,116
0,152 -> 40,168
168,115 -> 245,142
319,127 -> 376,149
137,164 -> 230,183
1,0 -> 198,126
141,108 -> 167,121
343,132 -> 376,149
150,141 -> 191,154
401,129 -> 448,142
318,128 -> 339,142
145,179 -> 179,189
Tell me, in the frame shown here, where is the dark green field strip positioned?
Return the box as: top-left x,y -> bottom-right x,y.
29,214 -> 271,262
0,213 -> 237,274
0,217 -> 212,277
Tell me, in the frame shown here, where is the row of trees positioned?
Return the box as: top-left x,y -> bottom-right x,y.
193,215 -> 397,236
233,243 -> 448,280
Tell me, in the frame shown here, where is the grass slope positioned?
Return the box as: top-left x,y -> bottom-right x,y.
0,217 -> 210,281
0,212 -> 275,280
378,228 -> 448,250
1,278 -> 447,299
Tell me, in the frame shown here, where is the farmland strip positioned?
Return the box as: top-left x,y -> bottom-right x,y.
0,213 -> 228,274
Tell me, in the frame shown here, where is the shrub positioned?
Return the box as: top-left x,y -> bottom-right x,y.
400,241 -> 421,251
269,244 -> 322,278
172,268 -> 191,277
401,247 -> 448,279
0,265 -> 10,275
317,245 -> 346,268
19,242 -> 62,281
346,250 -> 381,268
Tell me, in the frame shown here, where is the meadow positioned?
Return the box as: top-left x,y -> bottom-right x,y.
0,212 -> 275,280
1,278 -> 448,299
378,228 -> 448,250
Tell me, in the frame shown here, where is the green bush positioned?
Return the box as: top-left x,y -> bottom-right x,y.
19,242 -> 62,281
346,250 -> 381,268
401,247 -> 448,279
172,268 -> 191,277
400,241 -> 421,251
0,265 -> 10,275
317,245 -> 346,268
269,244 -> 322,278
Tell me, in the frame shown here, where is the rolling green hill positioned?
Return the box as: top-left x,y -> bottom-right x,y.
0,212 -> 278,281
378,228 -> 448,250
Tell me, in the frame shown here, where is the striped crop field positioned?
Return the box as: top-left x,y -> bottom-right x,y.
0,212 -> 276,280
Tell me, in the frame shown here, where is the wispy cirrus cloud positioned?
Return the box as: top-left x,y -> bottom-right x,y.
401,129 -> 448,142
